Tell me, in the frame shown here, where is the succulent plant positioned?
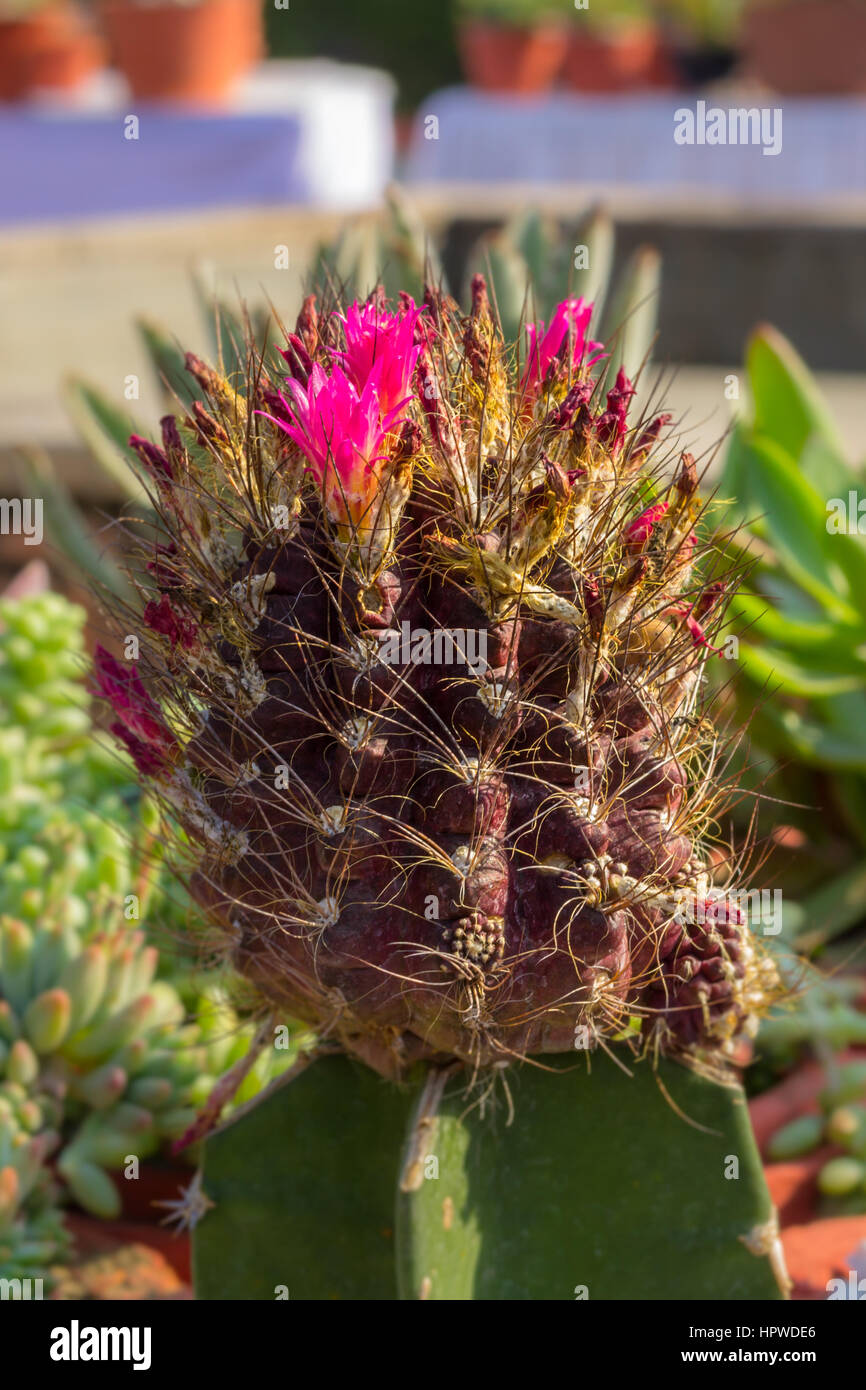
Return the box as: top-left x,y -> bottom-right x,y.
0,589 -> 296,1282
767,1059 -> 866,1215
88,278 -> 788,1299
717,326 -> 866,852
0,1089 -> 68,1283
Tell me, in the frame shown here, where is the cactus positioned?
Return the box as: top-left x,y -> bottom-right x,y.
85,275 -> 790,1299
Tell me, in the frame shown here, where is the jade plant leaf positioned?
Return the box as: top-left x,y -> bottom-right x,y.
396,1053 -> 786,1301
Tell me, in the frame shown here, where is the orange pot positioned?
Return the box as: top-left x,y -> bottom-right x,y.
457,20 -> 569,95
0,7 -> 105,102
100,0 -> 263,105
744,0 -> 866,94
562,23 -> 675,93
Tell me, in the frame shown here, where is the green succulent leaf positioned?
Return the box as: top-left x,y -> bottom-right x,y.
137,318 -> 208,413
191,269 -> 249,387
13,450 -> 136,605
464,232 -> 534,344
764,705 -> 866,773
737,641 -> 866,698
573,205 -> 615,328
793,860 -> 866,952
733,593 -> 866,664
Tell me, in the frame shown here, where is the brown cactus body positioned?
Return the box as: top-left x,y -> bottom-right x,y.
97,283 -> 780,1081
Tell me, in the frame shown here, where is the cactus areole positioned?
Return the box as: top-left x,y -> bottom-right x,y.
97,280 -> 780,1086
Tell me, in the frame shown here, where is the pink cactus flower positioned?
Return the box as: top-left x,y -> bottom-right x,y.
624,500 -> 669,548
334,297 -> 424,418
264,295 -> 423,530
521,297 -> 604,399
269,364 -> 408,529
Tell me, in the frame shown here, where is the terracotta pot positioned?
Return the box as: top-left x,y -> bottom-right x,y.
63,1211 -> 192,1288
744,0 -> 866,94
100,0 -> 263,105
110,1156 -> 194,1223
457,20 -> 568,95
0,6 -> 105,102
562,23 -> 675,93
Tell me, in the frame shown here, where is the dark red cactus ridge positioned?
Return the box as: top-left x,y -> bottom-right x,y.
96,280 -> 781,1083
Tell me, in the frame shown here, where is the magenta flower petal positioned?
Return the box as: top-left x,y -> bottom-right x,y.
624,500 -> 669,547
94,645 -> 177,764
521,297 -> 602,401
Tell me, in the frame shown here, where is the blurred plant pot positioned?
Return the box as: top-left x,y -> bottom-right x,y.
743,0 -> 866,94
457,20 -> 568,95
100,0 -> 263,105
110,1155 -> 193,1223
563,22 -> 675,92
0,6 -> 105,101
673,43 -> 738,89
63,1209 -> 192,1285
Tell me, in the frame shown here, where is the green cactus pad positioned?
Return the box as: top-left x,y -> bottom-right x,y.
397,1053 -> 785,1301
195,1056 -> 415,1300
194,1052 -> 786,1301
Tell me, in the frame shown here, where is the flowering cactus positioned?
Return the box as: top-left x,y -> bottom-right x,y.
94,280 -> 786,1299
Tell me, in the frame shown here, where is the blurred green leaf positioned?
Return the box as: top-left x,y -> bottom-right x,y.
14,449 -> 136,605
794,860 -> 866,952
573,206 -> 615,329
766,705 -> 866,772
191,268 -> 249,386
747,325 -> 848,478
744,434 -> 858,622
599,245 -> 661,389
466,234 -> 533,343
737,641 -> 865,698
61,378 -> 150,506
137,318 -> 206,413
